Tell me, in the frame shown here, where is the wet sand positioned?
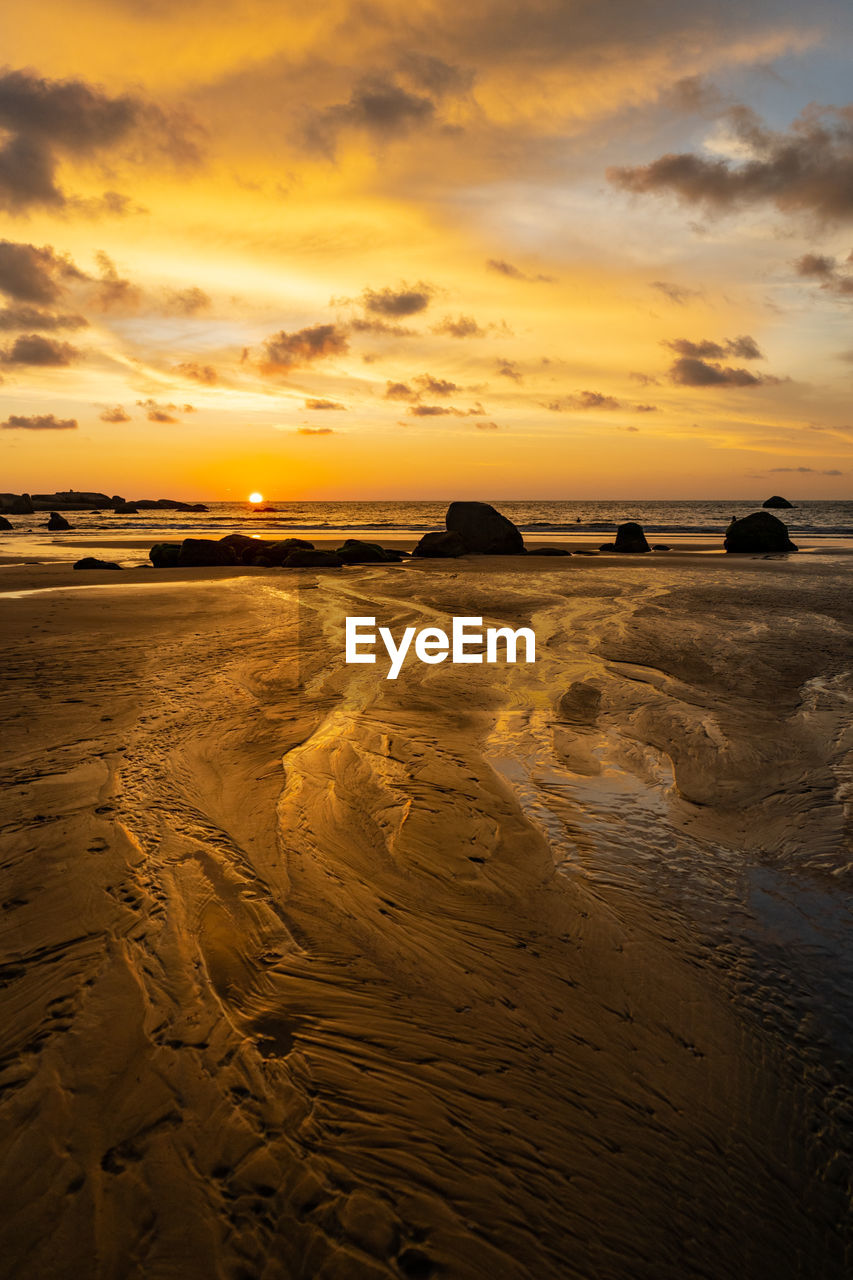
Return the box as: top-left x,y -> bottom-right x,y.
1,555 -> 852,1278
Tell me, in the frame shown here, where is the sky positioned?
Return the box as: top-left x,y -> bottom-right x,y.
2,0 -> 853,500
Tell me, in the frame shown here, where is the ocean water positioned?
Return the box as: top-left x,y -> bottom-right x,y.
4,497 -> 853,542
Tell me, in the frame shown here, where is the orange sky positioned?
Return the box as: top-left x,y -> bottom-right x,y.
2,0 -> 853,498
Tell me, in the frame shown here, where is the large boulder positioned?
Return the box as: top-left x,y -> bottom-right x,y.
73,557 -> 122,571
113,502 -> 138,514
412,530 -> 467,558
614,521 -> 650,553
47,512 -> 70,530
177,538 -> 238,566
0,493 -> 34,514
445,501 -> 524,554
725,511 -> 797,553
762,495 -> 793,509
264,538 -> 314,565
0,516 -> 12,530
283,549 -> 342,568
219,532 -> 266,562
149,542 -> 182,567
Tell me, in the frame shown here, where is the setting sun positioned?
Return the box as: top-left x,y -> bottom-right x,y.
248,492 -> 263,504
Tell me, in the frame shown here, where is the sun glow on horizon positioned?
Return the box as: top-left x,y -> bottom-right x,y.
248,491 -> 263,504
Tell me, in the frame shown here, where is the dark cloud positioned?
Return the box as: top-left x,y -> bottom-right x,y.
665,334 -> 764,360
432,314 -> 485,338
408,403 -> 452,416
397,52 -> 473,98
297,425 -> 334,435
175,361 -> 218,384
0,305 -> 86,331
99,405 -> 131,423
362,282 -> 433,316
609,104 -> 853,223
475,420 -> 500,430
1,412 -> 76,430
650,280 -> 700,305
414,373 -> 457,395
634,403 -> 658,412
487,258 -> 555,283
163,286 -> 211,315
136,398 -> 194,422
663,76 -> 723,114
0,333 -> 79,365
794,252 -> 853,296
385,381 -> 418,401
91,251 -> 143,311
563,390 -> 621,410
305,397 -> 346,409
260,323 -> 349,373
496,358 -> 522,382
768,466 -> 843,475
669,356 -> 764,387
0,240 -> 83,303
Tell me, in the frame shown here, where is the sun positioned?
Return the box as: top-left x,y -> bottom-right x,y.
248,491 -> 263,504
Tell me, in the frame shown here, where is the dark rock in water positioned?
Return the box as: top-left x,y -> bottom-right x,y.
725,511 -> 797,553
762,494 -> 793,509
527,546 -> 572,556
113,502 -> 138,514
177,538 -> 238,566
134,498 -> 208,511
652,544 -> 671,551
284,549 -> 342,568
558,682 -> 602,725
336,538 -> 403,564
614,521 -> 651,553
73,557 -> 122,571
149,542 -> 182,567
47,512 -> 70,530
446,501 -> 524,554
0,516 -> 12,530
254,506 -> 278,513
413,530 -> 467,558
0,492 -> 34,514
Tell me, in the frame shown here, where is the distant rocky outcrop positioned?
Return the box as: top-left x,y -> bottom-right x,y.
73,557 -> 122,570
724,511 -> 797,553
762,495 -> 793,509
445,501 -> 524,554
47,512 -> 70,530
33,490 -> 113,511
413,530 -> 467,558
113,502 -> 139,514
0,516 -> 12,531
133,498 -> 208,511
0,493 -> 34,514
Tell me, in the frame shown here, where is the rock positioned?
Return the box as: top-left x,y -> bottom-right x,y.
725,511 -> 797,553
412,530 -> 467,558
264,538 -> 314,565
219,533 -> 265,562
73,557 -> 122,570
336,538 -> 402,564
527,546 -> 572,556
176,538 -> 238,566
445,501 -> 524,554
33,490 -> 113,510
134,498 -> 208,511
558,682 -> 602,725
113,502 -> 138,514
0,516 -> 12,530
149,542 -> 182,567
599,542 -> 617,552
652,544 -> 671,551
574,549 -> 599,556
0,492 -> 34,514
614,521 -> 651,553
254,506 -> 279,513
283,549 -> 342,568
47,512 -> 70,530
762,495 -> 794,509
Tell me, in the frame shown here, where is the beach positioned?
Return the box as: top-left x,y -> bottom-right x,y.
1,546 -> 851,1278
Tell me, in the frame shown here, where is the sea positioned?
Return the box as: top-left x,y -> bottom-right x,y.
5,498 -> 853,546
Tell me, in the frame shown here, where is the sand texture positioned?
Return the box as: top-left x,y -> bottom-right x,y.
1,555 -> 852,1279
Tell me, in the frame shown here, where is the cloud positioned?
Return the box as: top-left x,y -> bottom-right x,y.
0,305 -> 87,331
311,75 -> 436,149
408,403 -> 453,416
549,390 -> 621,410
634,403 -> 658,412
609,104 -> 853,223
385,381 -> 418,401
1,412 -> 76,430
0,240 -> 83,303
0,333 -> 79,365
497,358 -> 523,382
669,356 -> 765,386
100,405 -> 131,423
362,282 -> 433,316
665,334 -> 764,360
136,398 -> 194,422
475,420 -> 500,430
630,370 -> 660,386
663,76 -> 723,115
175,361 -> 218,384
350,316 -> 415,335
794,252 -> 853,296
297,425 -> 334,434
767,466 -> 843,475
305,397 -> 346,409
260,323 -> 349,373
650,280 -> 701,305
486,258 -> 555,283
432,314 -> 486,338
91,251 -> 143,311
414,373 -> 457,395
163,286 -> 211,315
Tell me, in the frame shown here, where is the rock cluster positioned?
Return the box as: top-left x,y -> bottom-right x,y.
149,535 -> 406,569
